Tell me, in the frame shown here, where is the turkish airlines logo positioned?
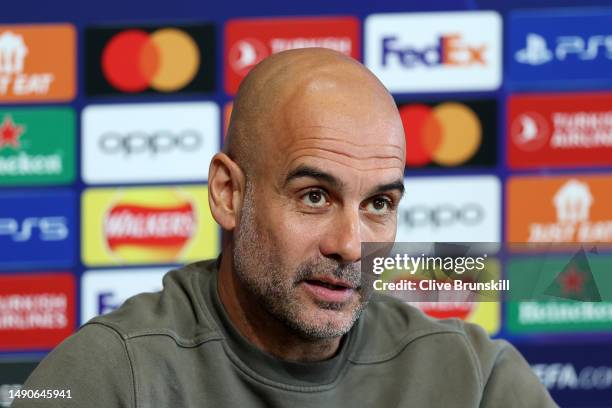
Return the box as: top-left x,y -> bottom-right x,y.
0,25 -> 75,102
86,23 -> 215,96
225,17 -> 360,95
228,38 -> 268,76
510,112 -> 549,152
0,273 -> 75,351
507,92 -> 612,169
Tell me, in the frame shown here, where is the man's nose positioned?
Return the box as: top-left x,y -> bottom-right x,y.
319,207 -> 361,264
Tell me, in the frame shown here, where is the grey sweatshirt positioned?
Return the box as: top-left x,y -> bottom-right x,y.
13,259 -> 557,407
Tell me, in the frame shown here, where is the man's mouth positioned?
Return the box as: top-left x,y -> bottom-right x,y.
301,277 -> 356,304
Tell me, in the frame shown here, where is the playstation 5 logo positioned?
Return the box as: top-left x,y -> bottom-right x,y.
516,32 -> 612,66
515,34 -> 552,65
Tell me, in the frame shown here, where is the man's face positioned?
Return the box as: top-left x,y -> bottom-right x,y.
232,76 -> 405,340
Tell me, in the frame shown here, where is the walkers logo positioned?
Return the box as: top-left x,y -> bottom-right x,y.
409,258 -> 500,335
82,186 -> 217,266
82,102 -> 219,184
398,99 -> 496,168
0,108 -> 75,185
0,360 -> 40,407
365,12 -> 501,92
0,273 -> 75,351
225,16 -> 360,95
509,9 -> 612,87
81,268 -> 169,323
0,24 -> 75,102
508,92 -> 612,169
518,343 -> 612,406
86,23 -> 215,96
507,254 -> 612,334
396,176 -> 501,242
0,190 -> 75,269
507,176 -> 612,243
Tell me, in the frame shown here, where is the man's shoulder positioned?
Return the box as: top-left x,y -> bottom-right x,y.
86,260 -> 221,345
353,293 -> 507,371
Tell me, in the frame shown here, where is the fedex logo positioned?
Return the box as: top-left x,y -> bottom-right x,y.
0,190 -> 75,269
81,268 -> 167,323
365,11 -> 501,93
381,34 -> 486,67
97,291 -> 123,315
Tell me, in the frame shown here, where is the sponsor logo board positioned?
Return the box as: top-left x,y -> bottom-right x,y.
507,175 -> 612,243
82,102 -> 219,184
81,267 -> 169,323
365,11 -> 502,92
0,273 -> 75,350
82,186 -> 217,266
0,24 -> 75,102
86,23 -> 215,96
225,16 -> 360,94
0,108 -> 75,185
0,190 -> 76,269
396,176 -> 501,242
408,258 -> 501,335
507,255 -> 612,333
508,92 -> 612,169
517,343 -> 612,407
509,9 -> 612,87
398,99 -> 497,168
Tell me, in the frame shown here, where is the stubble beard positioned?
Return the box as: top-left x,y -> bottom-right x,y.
232,182 -> 369,340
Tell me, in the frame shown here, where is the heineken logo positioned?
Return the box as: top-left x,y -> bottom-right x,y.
0,115 -> 24,149
0,108 -> 75,185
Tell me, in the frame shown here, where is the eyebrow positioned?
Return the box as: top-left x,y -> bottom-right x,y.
284,165 -> 405,198
285,165 -> 345,190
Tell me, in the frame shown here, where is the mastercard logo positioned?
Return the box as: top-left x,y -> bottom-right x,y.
399,102 -> 482,167
102,28 -> 200,93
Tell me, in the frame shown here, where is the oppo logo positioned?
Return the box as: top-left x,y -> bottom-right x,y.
400,204 -> 484,228
99,130 -> 202,156
0,217 -> 69,241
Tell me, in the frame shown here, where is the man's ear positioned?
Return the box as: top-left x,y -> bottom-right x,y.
208,152 -> 245,231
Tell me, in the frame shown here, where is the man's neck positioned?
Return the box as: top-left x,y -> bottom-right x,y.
216,253 -> 342,363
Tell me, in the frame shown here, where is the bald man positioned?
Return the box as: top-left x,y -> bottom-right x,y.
14,49 -> 556,408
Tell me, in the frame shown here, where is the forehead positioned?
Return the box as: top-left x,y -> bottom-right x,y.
273,79 -> 405,176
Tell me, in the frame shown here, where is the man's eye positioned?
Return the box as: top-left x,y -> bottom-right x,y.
366,197 -> 392,214
301,190 -> 329,208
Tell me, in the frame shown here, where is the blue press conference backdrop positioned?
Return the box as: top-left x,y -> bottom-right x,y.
1,0 -> 612,406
